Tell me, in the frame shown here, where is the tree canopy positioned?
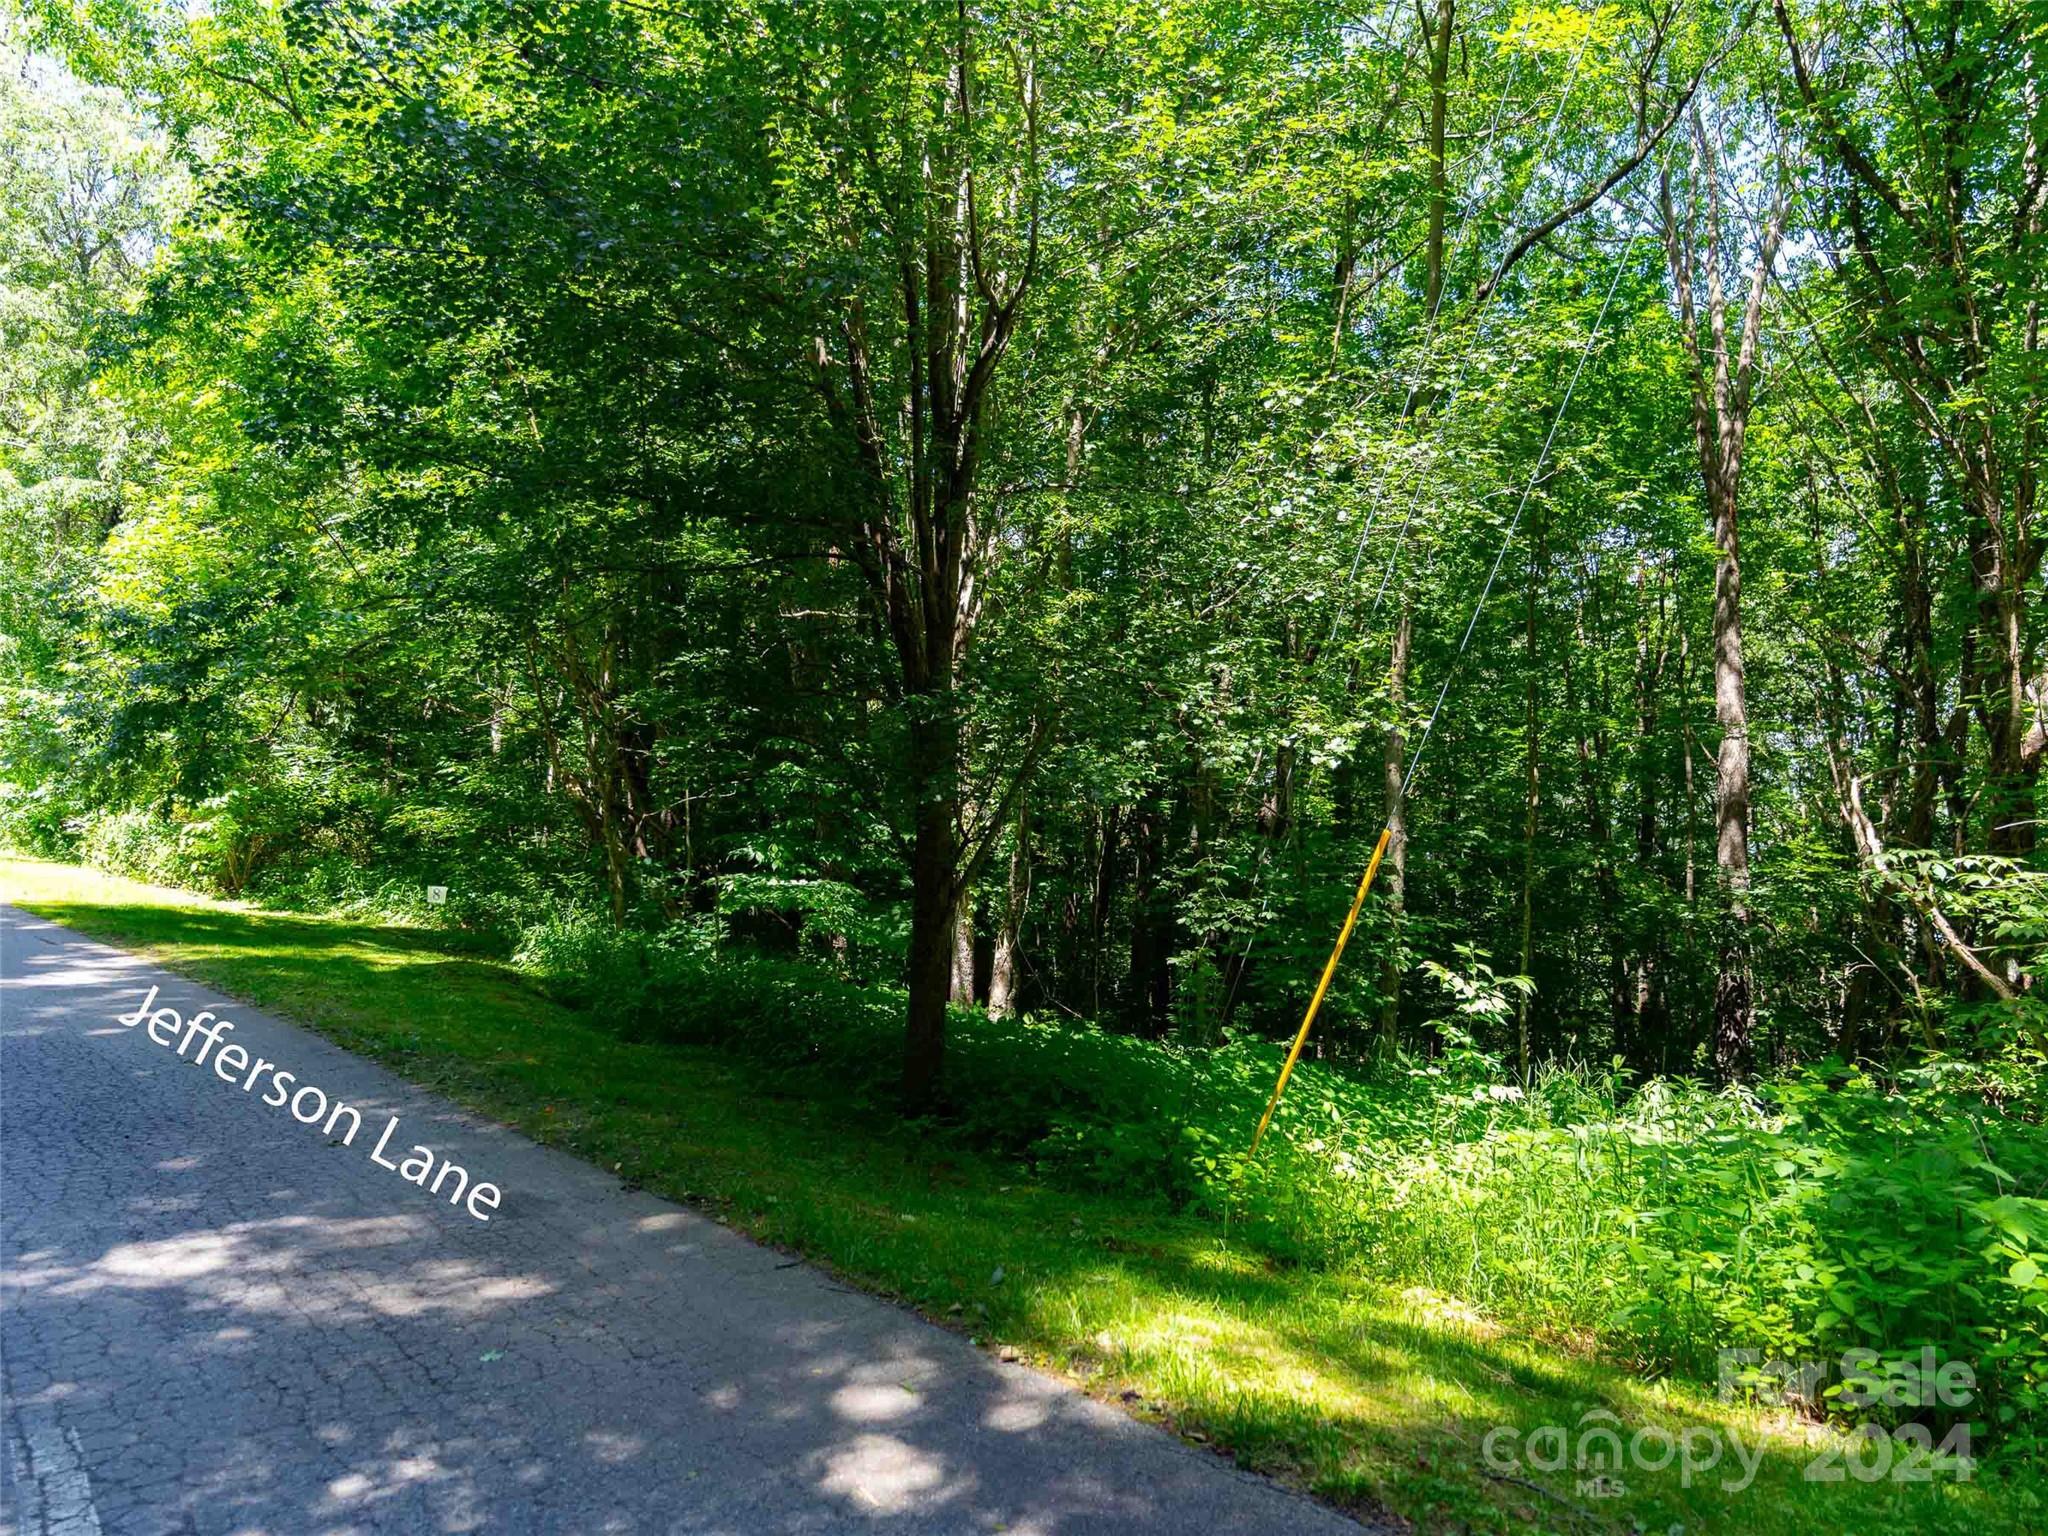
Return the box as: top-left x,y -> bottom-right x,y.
5,0 -> 2045,1090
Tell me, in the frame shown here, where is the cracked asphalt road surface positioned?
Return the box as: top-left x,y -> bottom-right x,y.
0,907 -> 1381,1535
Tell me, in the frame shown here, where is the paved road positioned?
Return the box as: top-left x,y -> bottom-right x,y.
0,907 -> 1378,1535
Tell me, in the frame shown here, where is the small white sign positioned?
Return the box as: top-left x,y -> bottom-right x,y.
426,885 -> 448,907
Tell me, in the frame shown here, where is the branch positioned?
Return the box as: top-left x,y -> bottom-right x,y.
1814,688 -> 2017,1003
195,61 -> 309,129
1472,14 -> 1733,308
1771,0 -> 1922,235
955,713 -> 1053,898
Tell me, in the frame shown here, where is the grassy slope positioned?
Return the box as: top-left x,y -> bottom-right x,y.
5,855 -> 2034,1536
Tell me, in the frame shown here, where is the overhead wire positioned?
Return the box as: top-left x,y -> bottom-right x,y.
1249,225 -> 1645,1156
1245,1 -> 1754,1154
1354,24 -> 1595,631
1398,228 -> 1640,803
1216,0 -> 1432,1026
1222,14 -> 1582,1024
1321,43 -> 1533,650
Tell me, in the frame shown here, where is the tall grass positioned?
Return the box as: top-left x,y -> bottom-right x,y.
512,915 -> 2048,1463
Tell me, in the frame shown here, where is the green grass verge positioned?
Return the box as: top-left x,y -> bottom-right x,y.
6,855 -> 2038,1536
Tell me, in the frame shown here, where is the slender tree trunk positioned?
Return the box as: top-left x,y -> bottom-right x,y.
903,705 -> 962,1108
1972,521 -> 2038,854
987,798 -> 1030,1018
1089,804 -> 1122,1017
1187,745 -> 1221,1035
1659,120 -> 1782,1081
1380,602 -> 1412,1047
1900,505 -> 1942,851
1630,563 -> 1671,1063
951,891 -> 977,1005
1677,628 -> 1699,1071
1566,590 -> 1625,1050
1128,805 -> 1164,1024
1422,0 -> 1454,321
1516,509 -> 1545,1081
1259,737 -> 1297,841
1708,471 -> 1754,1079
1376,0 -> 1452,1050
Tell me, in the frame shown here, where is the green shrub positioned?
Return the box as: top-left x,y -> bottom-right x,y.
75,785 -> 321,896
78,807 -> 189,886
1328,1059 -> 2048,1449
0,781 -> 84,858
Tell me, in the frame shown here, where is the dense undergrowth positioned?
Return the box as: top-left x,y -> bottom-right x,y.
7,794 -> 578,931
516,913 -> 2048,1465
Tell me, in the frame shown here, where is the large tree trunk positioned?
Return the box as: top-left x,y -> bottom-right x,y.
806,22 -> 1043,1111
905,819 -> 958,1107
951,891 -> 977,1005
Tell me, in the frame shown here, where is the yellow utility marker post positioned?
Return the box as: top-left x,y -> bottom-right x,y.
1248,825 -> 1393,1156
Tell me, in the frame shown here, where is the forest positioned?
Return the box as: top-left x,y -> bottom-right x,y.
2,0 -> 2045,1527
